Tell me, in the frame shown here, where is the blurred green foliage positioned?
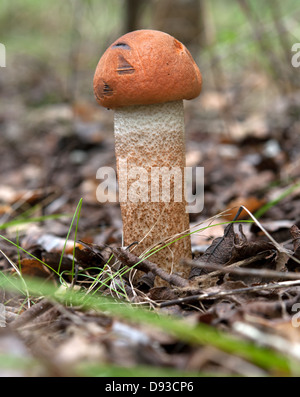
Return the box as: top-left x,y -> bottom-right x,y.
0,0 -> 299,102
0,0 -> 122,64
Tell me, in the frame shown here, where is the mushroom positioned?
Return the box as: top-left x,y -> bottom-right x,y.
93,30 -> 202,286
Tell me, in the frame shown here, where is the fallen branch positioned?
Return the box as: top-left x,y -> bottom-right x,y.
11,298 -> 53,329
157,279 -> 300,308
111,247 -> 189,288
183,257 -> 300,281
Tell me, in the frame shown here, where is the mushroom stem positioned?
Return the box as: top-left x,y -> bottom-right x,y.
114,100 -> 192,285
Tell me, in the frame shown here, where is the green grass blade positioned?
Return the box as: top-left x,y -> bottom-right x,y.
57,198 -> 83,275
0,274 -> 298,375
0,213 -> 72,231
254,182 -> 300,219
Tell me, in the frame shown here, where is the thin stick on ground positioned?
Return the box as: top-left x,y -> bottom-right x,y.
111,247 -> 189,288
157,279 -> 300,308
182,257 -> 300,281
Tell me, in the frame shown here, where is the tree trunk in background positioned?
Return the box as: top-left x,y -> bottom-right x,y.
124,0 -> 212,54
152,0 -> 206,53
124,0 -> 147,32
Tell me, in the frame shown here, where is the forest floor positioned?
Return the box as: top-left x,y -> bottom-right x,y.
0,54 -> 300,377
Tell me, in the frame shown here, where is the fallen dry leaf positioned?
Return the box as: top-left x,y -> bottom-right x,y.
18,258 -> 51,278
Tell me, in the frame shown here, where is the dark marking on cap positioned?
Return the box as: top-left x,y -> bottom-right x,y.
112,42 -> 131,50
96,81 -> 113,98
116,55 -> 135,75
102,82 -> 113,95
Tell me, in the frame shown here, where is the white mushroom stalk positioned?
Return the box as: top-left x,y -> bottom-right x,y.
114,100 -> 191,283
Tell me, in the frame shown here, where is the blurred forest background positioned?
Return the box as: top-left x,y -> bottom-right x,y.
1,0 -> 300,377
0,0 -> 300,235
1,0 -> 300,101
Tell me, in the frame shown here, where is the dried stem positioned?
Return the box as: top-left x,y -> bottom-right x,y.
158,279 -> 300,308
111,247 -> 189,288
183,256 -> 300,281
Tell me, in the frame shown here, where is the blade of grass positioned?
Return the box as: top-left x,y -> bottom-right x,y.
115,219 -> 254,280
70,198 -> 83,283
0,199 -> 129,299
0,273 -> 298,375
0,234 -> 63,278
254,182 -> 300,219
0,249 -> 30,308
57,198 -> 82,275
0,213 -> 72,231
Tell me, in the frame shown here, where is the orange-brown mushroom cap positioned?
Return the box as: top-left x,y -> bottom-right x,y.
93,30 -> 202,109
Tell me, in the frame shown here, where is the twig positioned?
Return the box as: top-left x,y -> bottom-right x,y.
157,279 -> 300,308
11,298 -> 53,329
0,249 -> 30,308
111,247 -> 189,288
239,206 -> 300,266
183,256 -> 300,281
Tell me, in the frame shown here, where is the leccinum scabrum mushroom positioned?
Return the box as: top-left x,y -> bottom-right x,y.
93,30 -> 202,286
